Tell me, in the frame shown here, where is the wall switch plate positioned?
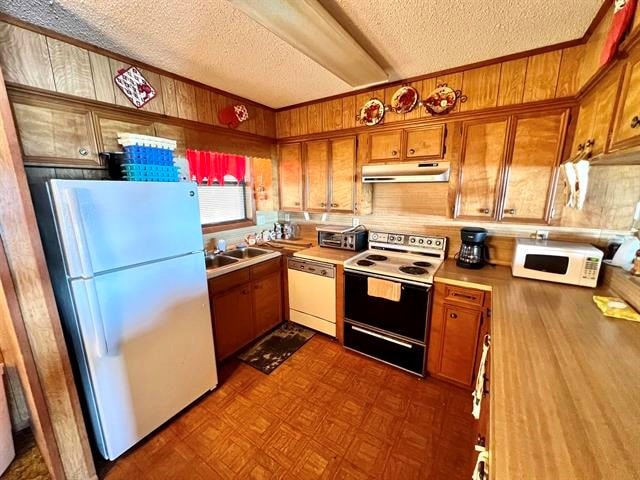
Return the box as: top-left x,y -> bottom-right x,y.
352,217 -> 360,227
536,230 -> 549,240
303,211 -> 310,221
284,213 -> 290,221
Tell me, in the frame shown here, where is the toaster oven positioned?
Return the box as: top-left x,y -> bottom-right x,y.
317,226 -> 367,251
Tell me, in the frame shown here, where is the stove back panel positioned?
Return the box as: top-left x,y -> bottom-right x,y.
344,271 -> 429,342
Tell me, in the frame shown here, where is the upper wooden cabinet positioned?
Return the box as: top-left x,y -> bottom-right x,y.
571,66 -> 623,157
455,118 -> 509,220
95,113 -> 155,152
610,49 -> 640,153
329,136 -> 356,213
368,125 -> 446,162
279,143 -> 304,211
405,125 -> 446,159
153,123 -> 186,158
304,140 -> 330,211
11,97 -> 100,167
456,110 -> 568,223
369,130 -> 402,161
501,111 -> 568,222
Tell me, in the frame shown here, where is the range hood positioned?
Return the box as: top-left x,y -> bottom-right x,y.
362,161 -> 450,183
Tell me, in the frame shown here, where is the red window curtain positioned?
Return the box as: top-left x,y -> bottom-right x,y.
186,150 -> 246,185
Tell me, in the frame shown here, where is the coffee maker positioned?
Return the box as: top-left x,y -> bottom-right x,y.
456,227 -> 489,269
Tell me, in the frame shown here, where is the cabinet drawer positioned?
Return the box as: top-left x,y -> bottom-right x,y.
209,268 -> 251,296
251,257 -> 281,279
444,284 -> 485,307
405,125 -> 445,159
344,322 -> 425,376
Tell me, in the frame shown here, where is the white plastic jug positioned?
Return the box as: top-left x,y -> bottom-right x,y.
0,364 -> 15,475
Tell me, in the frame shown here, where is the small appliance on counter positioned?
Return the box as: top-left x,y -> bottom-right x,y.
456,227 -> 489,269
512,238 -> 603,287
274,222 -> 301,240
317,225 -> 367,251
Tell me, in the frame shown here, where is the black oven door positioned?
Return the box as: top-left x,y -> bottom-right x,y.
344,271 -> 429,343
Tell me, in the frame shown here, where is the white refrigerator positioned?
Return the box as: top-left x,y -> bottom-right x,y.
32,179 -> 217,460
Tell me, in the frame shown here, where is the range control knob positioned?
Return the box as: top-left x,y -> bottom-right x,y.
418,239 -> 424,244
371,233 -> 378,240
435,240 -> 442,246
410,238 -> 416,243
389,235 -> 395,241
427,239 -> 433,245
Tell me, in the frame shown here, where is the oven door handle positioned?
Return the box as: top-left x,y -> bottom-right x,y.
351,326 -> 413,349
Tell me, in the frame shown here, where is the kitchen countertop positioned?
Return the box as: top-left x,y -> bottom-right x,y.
206,250 -> 281,279
293,246 -> 358,265
434,259 -> 640,479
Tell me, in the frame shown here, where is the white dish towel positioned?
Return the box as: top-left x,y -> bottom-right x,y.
472,338 -> 490,420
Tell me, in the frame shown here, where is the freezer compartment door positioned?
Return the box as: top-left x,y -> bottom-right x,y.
49,180 -> 203,277
70,252 -> 217,459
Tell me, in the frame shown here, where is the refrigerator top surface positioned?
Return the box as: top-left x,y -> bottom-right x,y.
48,180 -> 204,278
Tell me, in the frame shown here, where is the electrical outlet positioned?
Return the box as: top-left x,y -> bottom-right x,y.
536,230 -> 549,240
352,217 -> 360,227
284,213 -> 290,221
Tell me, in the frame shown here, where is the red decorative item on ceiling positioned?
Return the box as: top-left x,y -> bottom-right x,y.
113,66 -> 157,108
218,104 -> 250,128
186,149 -> 246,185
601,0 -> 637,66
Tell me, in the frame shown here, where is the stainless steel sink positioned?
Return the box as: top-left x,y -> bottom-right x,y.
224,248 -> 270,259
205,255 -> 238,269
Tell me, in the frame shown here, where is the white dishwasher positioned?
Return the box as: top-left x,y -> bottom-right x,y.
288,258 -> 336,337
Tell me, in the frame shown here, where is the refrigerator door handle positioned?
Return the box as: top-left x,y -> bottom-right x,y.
82,278 -> 109,357
63,188 -> 94,279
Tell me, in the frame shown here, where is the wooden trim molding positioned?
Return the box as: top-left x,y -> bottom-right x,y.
0,64 -> 96,479
202,219 -> 256,235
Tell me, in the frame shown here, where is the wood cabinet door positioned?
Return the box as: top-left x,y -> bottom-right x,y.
96,114 -> 155,152
610,52 -> 640,152
501,111 -> 567,222
404,125 -> 445,159
304,140 -> 329,211
153,123 -> 186,158
279,143 -> 304,211
570,92 -> 596,157
212,284 -> 254,361
253,272 -> 282,337
369,130 -> 402,161
437,304 -> 483,387
455,119 -> 508,220
329,136 -> 356,212
11,99 -> 100,167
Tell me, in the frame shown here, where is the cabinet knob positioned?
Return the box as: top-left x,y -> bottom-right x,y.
294,201 -> 300,206
449,312 -> 458,319
331,203 -> 338,208
476,435 -> 486,448
391,150 -> 398,156
320,202 -> 326,207
409,148 -> 415,154
480,208 -> 490,214
631,116 -> 640,129
504,208 -> 516,215
242,289 -> 250,295
79,148 -> 89,156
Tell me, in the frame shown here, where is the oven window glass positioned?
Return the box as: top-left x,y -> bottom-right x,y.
523,254 -> 569,274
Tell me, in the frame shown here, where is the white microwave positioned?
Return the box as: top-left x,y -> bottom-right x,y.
512,239 -> 603,287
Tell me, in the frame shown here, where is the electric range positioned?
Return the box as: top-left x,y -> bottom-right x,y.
342,231 -> 448,376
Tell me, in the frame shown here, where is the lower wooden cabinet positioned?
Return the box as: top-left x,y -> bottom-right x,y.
428,282 -> 489,388
209,258 -> 283,361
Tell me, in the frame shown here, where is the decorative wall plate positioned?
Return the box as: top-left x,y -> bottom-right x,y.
357,98 -> 385,126
113,66 -> 157,108
389,86 -> 419,114
421,84 -> 467,115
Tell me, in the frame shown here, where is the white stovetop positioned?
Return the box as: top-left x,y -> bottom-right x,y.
343,249 -> 444,284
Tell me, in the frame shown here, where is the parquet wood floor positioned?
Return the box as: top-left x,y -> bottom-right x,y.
100,334 -> 476,479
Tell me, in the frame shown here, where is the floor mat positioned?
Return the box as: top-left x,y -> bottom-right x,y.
238,322 -> 315,374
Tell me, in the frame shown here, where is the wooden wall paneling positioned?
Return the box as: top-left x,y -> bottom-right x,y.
436,73 -> 463,113
289,107 -> 301,137
184,126 -> 272,157
460,64 -> 501,111
238,104 -> 257,135
341,95 -> 356,129
555,45 -> 585,98
298,106 -> 309,136
88,52 -> 116,104
578,6 -> 614,89
153,123 -> 186,157
417,78 -> 436,119
322,99 -> 342,132
523,51 -> 563,102
496,58 -> 528,106
0,67 -> 96,480
194,87 -> 214,124
384,86 -> 404,123
254,107 -> 266,137
136,68 -> 164,115
109,59 -> 136,109
46,38 -> 95,100
209,92 -> 223,127
404,80 -> 424,121
307,102 -> 323,134
263,110 -> 277,138
276,109 -> 291,138
160,76 -> 179,117
0,23 -> 55,90
354,92 -> 370,126
175,80 -> 198,121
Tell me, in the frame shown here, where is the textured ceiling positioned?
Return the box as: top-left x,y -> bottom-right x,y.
0,0 -> 604,108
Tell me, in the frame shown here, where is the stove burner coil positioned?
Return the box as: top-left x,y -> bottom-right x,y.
413,261 -> 432,268
357,259 -> 375,266
366,254 -> 388,261
399,266 -> 427,275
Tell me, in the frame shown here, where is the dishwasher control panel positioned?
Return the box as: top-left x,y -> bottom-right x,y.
288,258 -> 336,278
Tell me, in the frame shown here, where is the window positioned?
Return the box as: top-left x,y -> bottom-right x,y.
198,175 -> 250,225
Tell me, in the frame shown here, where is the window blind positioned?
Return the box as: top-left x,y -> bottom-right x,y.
198,179 -> 247,225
